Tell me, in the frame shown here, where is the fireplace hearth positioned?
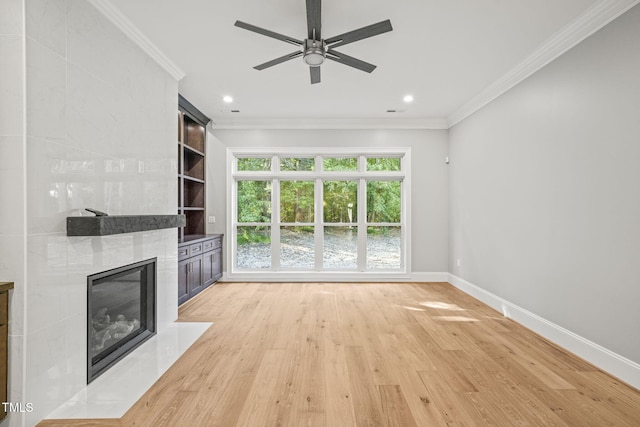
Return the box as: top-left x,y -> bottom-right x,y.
87,258 -> 157,383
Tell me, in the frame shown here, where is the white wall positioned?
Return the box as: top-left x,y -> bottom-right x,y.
1,1 -> 180,425
449,3 -> 640,375
208,129 -> 449,277
0,1 -> 27,426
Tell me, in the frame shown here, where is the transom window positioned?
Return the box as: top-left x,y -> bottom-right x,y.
228,148 -> 410,277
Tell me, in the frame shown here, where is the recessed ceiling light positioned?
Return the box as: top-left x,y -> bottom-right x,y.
403,95 -> 414,103
223,95 -> 233,103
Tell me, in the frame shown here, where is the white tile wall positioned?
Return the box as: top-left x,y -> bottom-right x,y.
25,0 -> 66,56
17,1 -> 181,425
0,36 -> 24,136
0,0 -> 23,35
26,37 -> 66,143
0,1 -> 26,426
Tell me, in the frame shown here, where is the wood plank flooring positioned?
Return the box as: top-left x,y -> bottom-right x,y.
40,282 -> 640,426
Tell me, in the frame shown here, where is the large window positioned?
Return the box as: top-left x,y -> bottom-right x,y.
229,149 -> 410,277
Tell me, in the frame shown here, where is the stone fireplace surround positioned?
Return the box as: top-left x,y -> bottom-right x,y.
0,1 -> 212,425
37,229 -> 211,421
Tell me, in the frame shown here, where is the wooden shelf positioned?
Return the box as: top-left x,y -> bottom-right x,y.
178,95 -> 211,242
182,175 -> 205,184
183,144 -> 204,157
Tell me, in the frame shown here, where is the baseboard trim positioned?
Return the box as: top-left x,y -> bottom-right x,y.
448,274 -> 640,390
219,272 -> 448,283
410,272 -> 449,282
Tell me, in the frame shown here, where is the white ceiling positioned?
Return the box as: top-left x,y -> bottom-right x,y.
108,0 -> 606,127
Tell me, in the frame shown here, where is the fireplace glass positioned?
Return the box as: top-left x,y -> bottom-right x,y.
87,258 -> 156,383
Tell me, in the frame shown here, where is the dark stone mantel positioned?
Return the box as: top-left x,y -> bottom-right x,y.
67,214 -> 186,236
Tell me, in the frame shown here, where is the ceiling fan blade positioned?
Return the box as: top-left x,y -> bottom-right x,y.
306,0 -> 322,40
310,66 -> 321,84
235,20 -> 303,46
326,49 -> 376,73
325,20 -> 392,48
254,51 -> 303,70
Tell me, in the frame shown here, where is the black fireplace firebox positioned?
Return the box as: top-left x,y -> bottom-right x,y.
87,258 -> 157,383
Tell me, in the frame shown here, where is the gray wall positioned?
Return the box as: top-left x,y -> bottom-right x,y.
208,129 -> 449,275
449,4 -> 640,364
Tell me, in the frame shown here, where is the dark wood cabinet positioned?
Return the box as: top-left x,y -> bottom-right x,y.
0,282 -> 13,421
178,235 -> 223,305
177,96 -> 222,305
178,95 -> 210,240
177,259 -> 189,304
202,240 -> 223,287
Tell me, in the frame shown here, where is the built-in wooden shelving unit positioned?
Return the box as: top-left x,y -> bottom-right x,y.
178,95 -> 210,239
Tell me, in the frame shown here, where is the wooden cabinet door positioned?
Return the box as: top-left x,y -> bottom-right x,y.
212,248 -> 222,282
203,251 -> 215,287
178,259 -> 190,305
188,256 -> 203,297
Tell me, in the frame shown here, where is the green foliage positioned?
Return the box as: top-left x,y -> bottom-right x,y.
237,180 -> 271,222
235,157 -> 403,228
323,157 -> 358,171
237,157 -> 272,171
280,157 -> 314,171
323,181 -> 358,222
367,157 -> 401,171
237,226 -> 270,245
367,226 -> 400,236
367,181 -> 401,223
280,180 -> 314,223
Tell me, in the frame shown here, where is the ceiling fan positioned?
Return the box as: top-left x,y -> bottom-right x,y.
234,0 -> 393,84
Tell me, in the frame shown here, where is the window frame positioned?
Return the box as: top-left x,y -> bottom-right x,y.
227,147 -> 412,280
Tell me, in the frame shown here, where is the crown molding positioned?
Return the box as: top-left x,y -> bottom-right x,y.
447,0 -> 640,128
211,116 -> 449,130
88,0 -> 186,81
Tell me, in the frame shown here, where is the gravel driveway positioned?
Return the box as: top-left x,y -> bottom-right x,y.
236,227 -> 400,269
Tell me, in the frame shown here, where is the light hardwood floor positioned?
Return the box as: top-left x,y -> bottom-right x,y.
40,282 -> 640,426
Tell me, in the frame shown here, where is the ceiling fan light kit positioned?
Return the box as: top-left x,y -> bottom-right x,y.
235,0 -> 392,84
303,39 -> 326,66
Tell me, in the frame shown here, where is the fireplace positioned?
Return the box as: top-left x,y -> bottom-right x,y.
87,258 -> 157,383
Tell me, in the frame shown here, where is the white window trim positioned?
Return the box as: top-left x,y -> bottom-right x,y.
226,147 -> 412,281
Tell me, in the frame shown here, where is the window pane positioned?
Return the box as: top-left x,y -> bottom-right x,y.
367,226 -> 401,269
366,181 -> 400,223
280,157 -> 315,171
323,227 -> 357,269
280,226 -> 314,269
367,157 -> 401,171
280,180 -> 314,223
237,180 -> 271,222
237,157 -> 272,171
323,181 -> 357,223
236,226 -> 271,269
323,157 -> 358,171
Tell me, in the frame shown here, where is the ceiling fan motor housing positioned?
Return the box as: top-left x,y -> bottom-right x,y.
303,39 -> 326,66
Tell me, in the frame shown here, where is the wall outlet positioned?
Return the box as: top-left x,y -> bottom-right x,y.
456,258 -> 461,267
208,216 -> 216,224
138,161 -> 145,174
